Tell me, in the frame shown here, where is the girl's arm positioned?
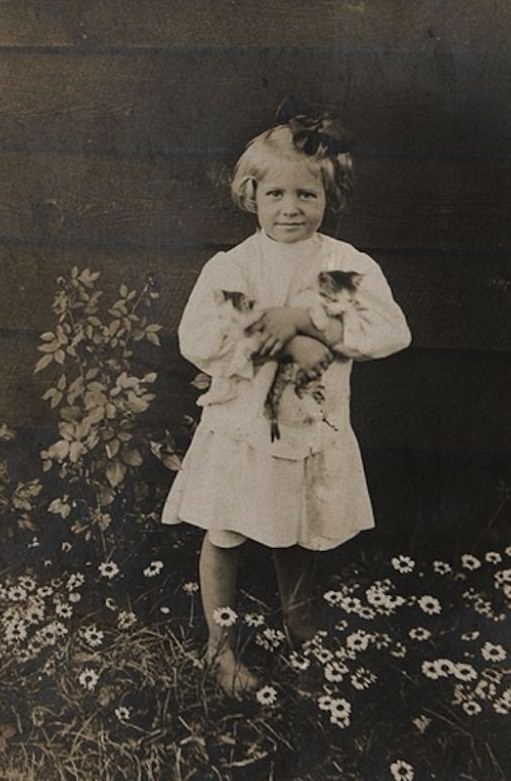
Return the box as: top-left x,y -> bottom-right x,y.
177,254 -> 256,378
253,260 -> 411,362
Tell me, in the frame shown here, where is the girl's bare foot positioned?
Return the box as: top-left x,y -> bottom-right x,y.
206,646 -> 259,698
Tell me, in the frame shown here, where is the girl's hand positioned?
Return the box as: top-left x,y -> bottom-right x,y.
285,336 -> 334,380
247,307 -> 300,358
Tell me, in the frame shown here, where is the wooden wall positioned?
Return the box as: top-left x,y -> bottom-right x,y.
1,0 -> 511,456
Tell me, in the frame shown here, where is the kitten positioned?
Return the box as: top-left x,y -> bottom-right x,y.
265,270 -> 362,441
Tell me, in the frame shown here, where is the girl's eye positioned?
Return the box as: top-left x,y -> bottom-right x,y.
299,191 -> 316,200
267,190 -> 282,198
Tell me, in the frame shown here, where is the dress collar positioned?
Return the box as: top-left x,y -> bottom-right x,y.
257,229 -> 322,261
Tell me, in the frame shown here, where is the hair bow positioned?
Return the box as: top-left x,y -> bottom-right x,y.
276,96 -> 354,156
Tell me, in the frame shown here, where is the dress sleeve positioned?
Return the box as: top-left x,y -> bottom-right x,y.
331,253 -> 412,361
177,252 -> 256,378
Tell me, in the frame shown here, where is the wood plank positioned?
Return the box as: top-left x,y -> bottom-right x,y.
0,48 -> 509,159
2,244 -> 511,352
3,339 -> 511,452
1,151 -> 511,252
0,0 -> 509,49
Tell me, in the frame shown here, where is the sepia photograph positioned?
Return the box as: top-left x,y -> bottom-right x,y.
0,2 -> 509,779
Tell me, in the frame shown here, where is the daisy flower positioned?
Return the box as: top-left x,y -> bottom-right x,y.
339,596 -> 363,613
183,581 -> 199,595
98,561 -> 119,580
421,659 -> 450,679
212,606 -> 237,627
462,700 -> 482,716
323,590 -> 344,606
25,602 -> 45,624
5,620 -> 27,643
244,613 -> 264,628
433,560 -> 452,575
409,627 -> 431,641
412,714 -> 431,733
79,667 -> 99,691
115,706 -> 131,721
346,630 -> 370,653
82,625 -> 104,648
461,554 -> 481,571
390,759 -> 414,781
357,605 -> 376,620
55,602 -> 73,619
493,698 -> 510,715
390,642 -> 407,658
324,661 -> 348,682
474,679 -> 497,700
105,597 -> 117,611
452,663 -> 477,682
318,694 -> 335,711
313,646 -> 334,664
461,630 -> 480,641
335,619 -> 349,632
18,576 -> 36,592
418,595 -> 441,615
143,560 -> 164,578
8,585 -> 27,602
330,712 -> 350,728
256,685 -> 277,705
117,610 -> 137,630
351,667 -> 377,690
495,569 -> 511,586
391,555 -> 415,574
330,697 -> 351,721
66,573 -> 85,590
485,551 -> 502,564
481,641 -> 506,662
288,652 -> 310,671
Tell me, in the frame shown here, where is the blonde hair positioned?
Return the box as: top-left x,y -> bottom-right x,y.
231,124 -> 353,215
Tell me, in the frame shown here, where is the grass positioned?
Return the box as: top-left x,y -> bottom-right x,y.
0,512 -> 509,781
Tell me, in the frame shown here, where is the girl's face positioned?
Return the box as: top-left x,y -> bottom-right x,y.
255,161 -> 326,243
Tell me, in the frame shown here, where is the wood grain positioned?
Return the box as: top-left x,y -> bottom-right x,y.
0,47 -> 509,159
0,0 -> 509,49
1,151 -> 510,252
2,244 -> 511,351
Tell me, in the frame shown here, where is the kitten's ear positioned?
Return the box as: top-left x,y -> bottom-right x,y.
213,289 -> 225,305
351,272 -> 364,289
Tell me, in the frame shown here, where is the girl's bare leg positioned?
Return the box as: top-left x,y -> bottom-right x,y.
272,546 -> 318,648
199,532 -> 258,696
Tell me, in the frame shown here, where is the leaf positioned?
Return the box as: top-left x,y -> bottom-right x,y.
143,372 -> 157,383
54,349 -> 65,364
34,354 -> 53,374
40,331 -> 56,342
106,460 -> 126,488
41,388 -> 57,401
146,324 -> 162,332
191,373 -> 211,390
163,453 -> 182,471
146,332 -> 160,346
105,439 -> 120,459
121,448 -> 143,466
38,341 -> 59,353
119,284 -> 128,298
69,441 -> 84,463
57,374 -> 67,391
50,391 -> 63,409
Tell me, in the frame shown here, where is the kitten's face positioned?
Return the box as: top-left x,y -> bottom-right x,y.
318,270 -> 362,315
219,290 -> 256,314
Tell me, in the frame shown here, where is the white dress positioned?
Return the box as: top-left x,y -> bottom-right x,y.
161,230 -> 411,550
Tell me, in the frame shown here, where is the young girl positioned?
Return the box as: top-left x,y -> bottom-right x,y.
162,98 -> 411,696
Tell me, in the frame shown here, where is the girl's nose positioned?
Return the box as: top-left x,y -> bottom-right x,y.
281,196 -> 300,215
